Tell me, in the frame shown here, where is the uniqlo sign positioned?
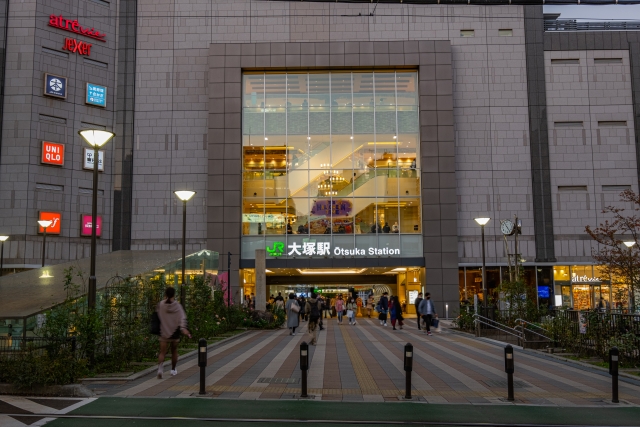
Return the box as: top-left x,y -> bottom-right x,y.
38,212 -> 62,234
41,141 -> 65,166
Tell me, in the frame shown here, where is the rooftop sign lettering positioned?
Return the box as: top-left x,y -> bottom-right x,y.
48,15 -> 106,42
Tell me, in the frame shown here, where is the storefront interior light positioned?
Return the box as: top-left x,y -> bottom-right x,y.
297,269 -> 366,275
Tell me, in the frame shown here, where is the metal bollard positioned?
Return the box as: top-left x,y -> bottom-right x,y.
300,341 -> 309,398
504,344 -> 514,402
198,338 -> 207,395
609,347 -> 619,403
404,343 -> 413,400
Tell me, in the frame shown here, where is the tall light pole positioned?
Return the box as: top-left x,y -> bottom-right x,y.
174,190 -> 196,305
474,217 -> 491,311
0,236 -> 8,276
37,220 -> 52,267
624,241 -> 636,312
79,129 -> 115,309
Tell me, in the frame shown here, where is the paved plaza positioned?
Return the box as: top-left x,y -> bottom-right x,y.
84,319 -> 640,405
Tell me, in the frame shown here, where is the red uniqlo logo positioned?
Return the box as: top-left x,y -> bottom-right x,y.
39,212 -> 62,234
41,141 -> 65,166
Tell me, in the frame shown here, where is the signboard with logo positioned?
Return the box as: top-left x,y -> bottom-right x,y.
80,214 -> 102,237
41,141 -> 65,166
266,240 -> 400,257
83,148 -> 104,171
38,212 -> 62,234
62,38 -> 92,56
48,15 -> 107,42
86,83 -> 107,107
44,73 -> 67,99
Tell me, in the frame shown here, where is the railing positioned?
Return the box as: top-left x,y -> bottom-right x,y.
0,336 -> 76,359
336,168 -> 419,197
545,19 -> 640,32
474,314 -> 553,349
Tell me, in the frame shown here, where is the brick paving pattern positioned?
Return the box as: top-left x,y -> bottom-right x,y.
92,319 -> 640,405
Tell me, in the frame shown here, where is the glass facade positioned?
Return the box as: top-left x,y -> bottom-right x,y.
241,71 -> 422,259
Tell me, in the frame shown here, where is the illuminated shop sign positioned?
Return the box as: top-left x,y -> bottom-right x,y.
86,83 -> 107,107
41,141 -> 64,166
571,275 -> 602,283
62,38 -> 92,56
83,148 -> 104,171
80,215 -> 102,237
38,212 -> 62,234
267,241 -> 400,257
310,199 -> 352,216
243,214 -> 285,223
48,15 -> 106,42
44,73 -> 67,98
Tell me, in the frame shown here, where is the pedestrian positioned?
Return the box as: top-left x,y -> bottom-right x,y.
250,293 -> 256,310
378,292 -> 389,327
335,294 -> 345,325
156,287 -> 191,379
305,293 -> 322,345
318,296 -> 325,330
298,296 -> 306,322
323,297 -> 331,318
414,292 -> 423,330
366,294 -> 374,318
346,297 -> 357,325
275,292 -> 285,310
390,296 -> 404,330
418,292 -> 437,336
285,293 -> 300,336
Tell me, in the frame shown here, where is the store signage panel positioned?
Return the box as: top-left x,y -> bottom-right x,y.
48,15 -> 106,42
571,275 -> 602,283
86,83 -> 107,107
44,73 -> 67,98
62,38 -> 92,56
38,212 -> 62,234
80,214 -> 102,237
267,240 -> 400,257
41,141 -> 64,166
83,148 -> 104,171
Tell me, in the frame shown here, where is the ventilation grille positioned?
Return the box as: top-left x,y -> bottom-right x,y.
499,29 -> 513,36
84,58 -> 108,68
460,30 -> 475,37
36,183 -> 63,191
558,186 -> 587,192
594,58 -> 622,64
598,121 -> 626,127
39,114 -> 66,124
554,121 -> 583,128
602,185 -> 631,192
80,122 -> 106,130
90,0 -> 110,6
79,187 -> 105,196
551,58 -> 579,64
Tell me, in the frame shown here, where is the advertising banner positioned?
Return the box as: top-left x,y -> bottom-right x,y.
86,83 -> 107,107
80,214 -> 102,237
83,148 -> 104,171
44,73 -> 67,98
38,212 -> 62,234
41,141 -> 65,166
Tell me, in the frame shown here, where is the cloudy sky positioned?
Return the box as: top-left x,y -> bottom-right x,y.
543,5 -> 640,21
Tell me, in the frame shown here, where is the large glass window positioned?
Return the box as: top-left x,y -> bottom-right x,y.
242,71 -> 422,259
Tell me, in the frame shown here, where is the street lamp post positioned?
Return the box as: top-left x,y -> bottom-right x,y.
174,190 -> 196,305
0,236 -> 8,276
37,221 -> 52,267
624,241 -> 636,312
79,130 -> 115,309
474,217 -> 491,312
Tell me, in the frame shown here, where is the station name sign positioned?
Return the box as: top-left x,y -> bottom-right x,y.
267,241 -> 400,257
48,15 -> 106,42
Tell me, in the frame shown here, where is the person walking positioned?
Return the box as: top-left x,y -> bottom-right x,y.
298,296 -> 306,322
335,294 -> 345,325
285,293 -> 300,336
389,296 -> 404,330
414,292 -> 423,330
275,292 -> 285,310
156,287 -> 191,379
379,292 -> 389,327
318,295 -> 325,330
418,292 -> 437,336
305,293 -> 323,345
346,297 -> 357,325
366,294 -> 374,318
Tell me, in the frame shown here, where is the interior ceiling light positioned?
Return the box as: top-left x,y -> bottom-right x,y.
296,269 -> 366,275
265,269 -> 273,273
390,267 -> 407,272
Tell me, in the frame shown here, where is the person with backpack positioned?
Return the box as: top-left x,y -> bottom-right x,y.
304,293 -> 323,345
335,294 -> 345,325
156,287 -> 191,379
285,293 -> 300,336
414,292 -> 423,330
418,292 -> 437,336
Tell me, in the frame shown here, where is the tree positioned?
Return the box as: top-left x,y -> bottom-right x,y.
585,189 -> 640,312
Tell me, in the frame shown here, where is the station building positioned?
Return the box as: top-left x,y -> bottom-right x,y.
0,0 -> 639,314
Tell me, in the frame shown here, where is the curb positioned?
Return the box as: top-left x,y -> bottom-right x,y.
0,383 -> 95,397
81,330 -> 253,383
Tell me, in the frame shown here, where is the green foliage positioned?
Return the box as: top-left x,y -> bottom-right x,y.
453,306 -> 475,332
239,307 -> 287,329
496,277 -> 547,327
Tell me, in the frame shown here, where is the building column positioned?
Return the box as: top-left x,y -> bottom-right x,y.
255,249 -> 266,311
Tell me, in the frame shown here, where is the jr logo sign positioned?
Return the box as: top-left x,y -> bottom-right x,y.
266,242 -> 285,257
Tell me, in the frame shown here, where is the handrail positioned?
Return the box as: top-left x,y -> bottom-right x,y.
473,314 -> 523,340
514,319 -> 553,342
